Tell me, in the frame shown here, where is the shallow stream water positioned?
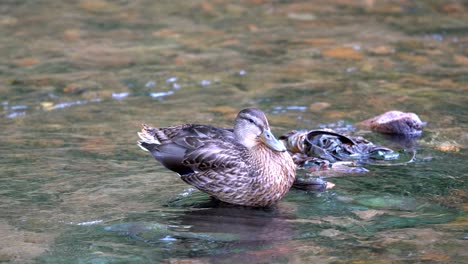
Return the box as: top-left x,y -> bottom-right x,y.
0,1 -> 467,263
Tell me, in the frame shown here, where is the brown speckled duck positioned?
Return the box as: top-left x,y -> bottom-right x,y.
138,108 -> 296,207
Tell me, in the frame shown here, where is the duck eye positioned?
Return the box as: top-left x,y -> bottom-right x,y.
247,118 -> 255,124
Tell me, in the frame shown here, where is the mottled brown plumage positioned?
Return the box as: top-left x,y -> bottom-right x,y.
138,108 -> 296,207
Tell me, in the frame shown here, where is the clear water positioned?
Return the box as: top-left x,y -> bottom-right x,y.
0,1 -> 467,263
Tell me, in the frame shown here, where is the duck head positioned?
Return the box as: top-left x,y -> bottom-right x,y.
234,108 -> 286,152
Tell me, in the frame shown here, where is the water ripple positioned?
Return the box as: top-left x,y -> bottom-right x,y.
150,91 -> 174,98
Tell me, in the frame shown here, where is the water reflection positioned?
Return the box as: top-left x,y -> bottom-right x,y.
37,186 -> 462,263
39,201 -> 298,263
149,90 -> 174,98
105,205 -> 295,245
178,204 -> 294,242
51,98 -> 102,110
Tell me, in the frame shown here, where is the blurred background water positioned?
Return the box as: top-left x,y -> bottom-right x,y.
0,0 -> 467,263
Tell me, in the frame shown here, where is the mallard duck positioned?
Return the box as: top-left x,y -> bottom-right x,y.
138,108 -> 296,207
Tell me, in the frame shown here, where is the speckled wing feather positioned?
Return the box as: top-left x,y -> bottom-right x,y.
140,124 -> 191,144
138,124 -> 237,175
156,124 -> 234,144
182,140 -> 248,173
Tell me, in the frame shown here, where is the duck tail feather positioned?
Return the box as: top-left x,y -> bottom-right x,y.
137,124 -> 161,151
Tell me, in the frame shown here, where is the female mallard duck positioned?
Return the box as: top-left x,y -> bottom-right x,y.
138,108 -> 296,207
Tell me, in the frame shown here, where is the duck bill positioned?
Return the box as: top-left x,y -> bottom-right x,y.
260,129 -> 287,152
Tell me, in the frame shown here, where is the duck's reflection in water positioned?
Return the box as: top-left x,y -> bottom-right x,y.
176,199 -> 297,243
103,197 -> 299,261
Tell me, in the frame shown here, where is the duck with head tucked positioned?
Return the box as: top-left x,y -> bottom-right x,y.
138,108 -> 296,207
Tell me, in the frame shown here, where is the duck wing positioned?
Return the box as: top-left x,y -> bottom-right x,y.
141,124 -> 233,144
138,124 -> 236,175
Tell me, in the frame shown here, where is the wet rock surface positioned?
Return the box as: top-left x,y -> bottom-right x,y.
281,128 -> 405,190
359,110 -> 424,136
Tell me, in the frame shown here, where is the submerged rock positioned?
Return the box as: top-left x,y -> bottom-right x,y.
280,129 -> 397,164
281,129 -> 398,190
359,110 -> 424,136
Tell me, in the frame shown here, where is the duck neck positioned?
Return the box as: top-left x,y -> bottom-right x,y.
234,129 -> 258,150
